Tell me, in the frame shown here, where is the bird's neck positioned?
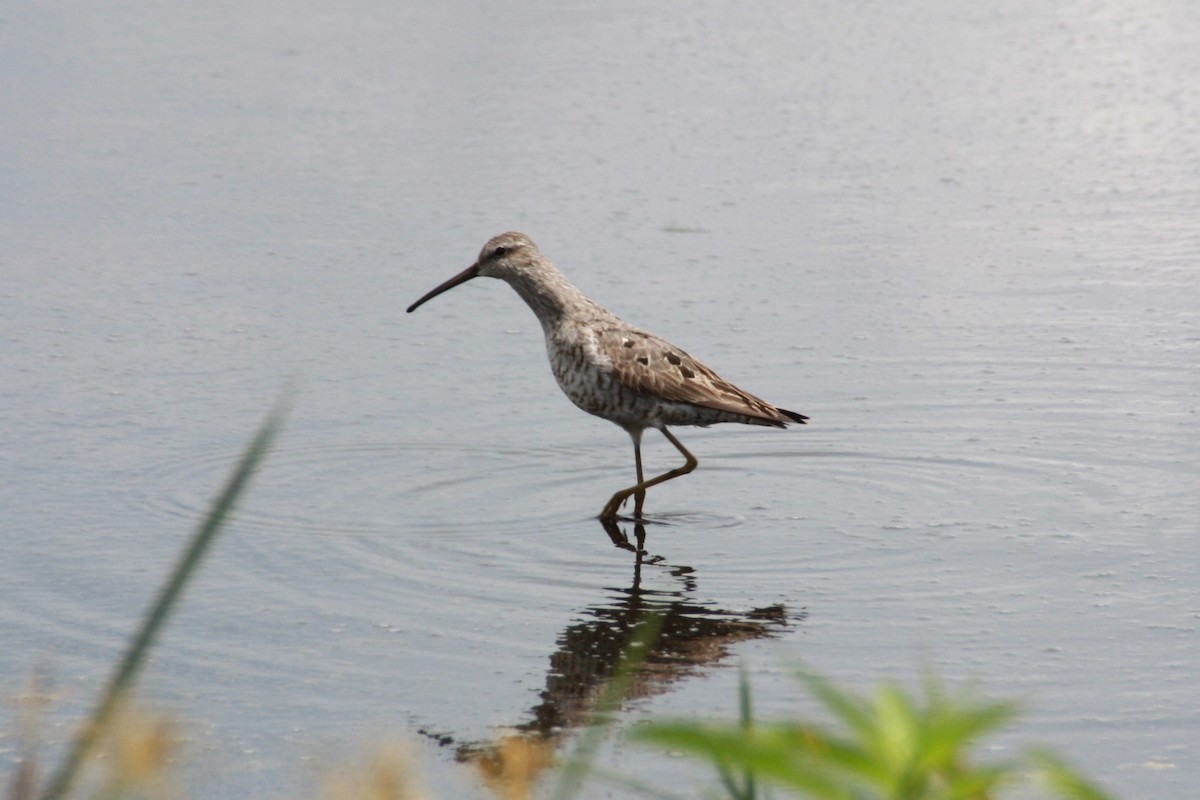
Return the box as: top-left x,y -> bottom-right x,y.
506,266 -> 603,332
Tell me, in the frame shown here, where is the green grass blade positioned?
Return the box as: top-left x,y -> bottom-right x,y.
546,611 -> 665,800
634,723 -> 849,799
793,667 -> 876,743
735,666 -> 757,800
37,396 -> 291,800
1029,749 -> 1119,800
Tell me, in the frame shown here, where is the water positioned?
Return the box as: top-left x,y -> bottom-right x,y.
2,1 -> 1197,797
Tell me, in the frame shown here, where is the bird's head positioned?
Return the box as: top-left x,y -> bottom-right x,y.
406,231 -> 541,313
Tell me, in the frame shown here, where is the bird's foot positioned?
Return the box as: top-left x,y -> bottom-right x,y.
602,489 -> 647,522
600,493 -> 628,521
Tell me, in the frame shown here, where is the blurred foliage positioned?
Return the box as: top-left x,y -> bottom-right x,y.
632,667 -> 1117,800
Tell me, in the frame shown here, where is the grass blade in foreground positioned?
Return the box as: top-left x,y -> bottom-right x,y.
1030,750 -> 1119,800
545,612 -> 665,800
37,397 -> 291,800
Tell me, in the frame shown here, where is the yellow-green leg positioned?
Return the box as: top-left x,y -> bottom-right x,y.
600,427 -> 698,520
632,435 -> 646,517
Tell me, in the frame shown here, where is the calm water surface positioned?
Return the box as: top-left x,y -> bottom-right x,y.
2,1 -> 1197,798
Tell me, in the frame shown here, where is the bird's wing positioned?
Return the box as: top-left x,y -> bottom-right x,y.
598,326 -> 788,424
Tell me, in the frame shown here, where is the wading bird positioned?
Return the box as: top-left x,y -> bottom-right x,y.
407,232 -> 807,520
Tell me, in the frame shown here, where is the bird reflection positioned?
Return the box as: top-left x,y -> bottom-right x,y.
426,519 -> 802,763
600,515 -> 647,553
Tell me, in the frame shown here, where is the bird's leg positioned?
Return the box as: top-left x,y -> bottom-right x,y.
600,427 -> 698,520
616,428 -> 648,518
632,435 -> 646,517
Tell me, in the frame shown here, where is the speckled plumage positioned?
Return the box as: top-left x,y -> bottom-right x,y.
407,231 -> 808,519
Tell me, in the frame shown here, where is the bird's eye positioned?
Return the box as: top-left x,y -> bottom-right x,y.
491,246 -> 508,258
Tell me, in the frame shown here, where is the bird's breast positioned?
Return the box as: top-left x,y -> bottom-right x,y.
544,324 -> 649,426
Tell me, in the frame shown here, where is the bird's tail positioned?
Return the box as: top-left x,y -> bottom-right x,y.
778,408 -> 809,425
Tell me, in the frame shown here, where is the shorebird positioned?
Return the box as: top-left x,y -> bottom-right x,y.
407,232 -> 808,520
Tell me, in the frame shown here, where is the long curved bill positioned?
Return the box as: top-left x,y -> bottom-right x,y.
406,262 -> 481,313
